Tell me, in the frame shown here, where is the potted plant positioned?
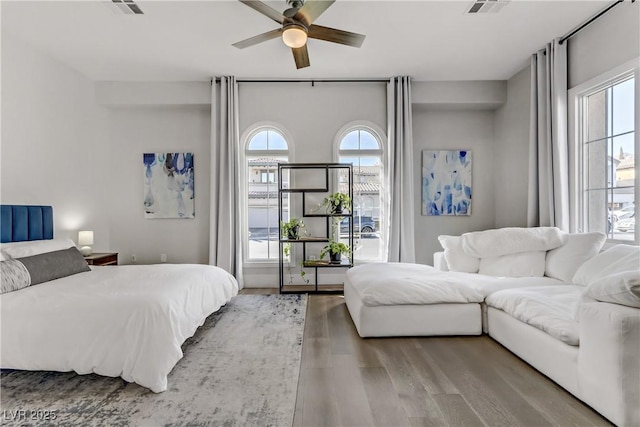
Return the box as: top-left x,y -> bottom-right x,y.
323,192 -> 351,214
320,240 -> 350,264
281,218 -> 304,240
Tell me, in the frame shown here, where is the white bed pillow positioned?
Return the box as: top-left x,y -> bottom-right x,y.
572,244 -> 640,286
545,232 -> 606,283
1,238 -> 76,259
585,270 -> 640,308
478,251 -> 547,277
438,235 -> 479,273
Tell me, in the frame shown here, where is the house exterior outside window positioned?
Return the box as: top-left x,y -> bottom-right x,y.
571,62 -> 638,244
244,128 -> 289,261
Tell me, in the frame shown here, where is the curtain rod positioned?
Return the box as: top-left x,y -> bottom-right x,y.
559,0 -> 634,45
212,78 -> 389,84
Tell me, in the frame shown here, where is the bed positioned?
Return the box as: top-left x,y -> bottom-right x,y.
0,205 -> 239,392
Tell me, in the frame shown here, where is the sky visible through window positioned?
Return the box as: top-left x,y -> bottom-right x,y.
609,77 -> 635,156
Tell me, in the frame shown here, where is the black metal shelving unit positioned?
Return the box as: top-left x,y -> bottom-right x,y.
278,163 -> 354,294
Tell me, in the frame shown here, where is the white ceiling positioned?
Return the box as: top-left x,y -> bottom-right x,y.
1,0 -> 610,82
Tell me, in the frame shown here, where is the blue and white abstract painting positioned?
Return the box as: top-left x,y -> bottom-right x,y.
143,153 -> 195,219
422,150 -> 472,216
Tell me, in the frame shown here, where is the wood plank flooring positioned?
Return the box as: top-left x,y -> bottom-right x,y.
240,290 -> 612,427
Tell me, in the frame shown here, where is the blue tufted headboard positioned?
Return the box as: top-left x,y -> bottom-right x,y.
0,205 -> 54,243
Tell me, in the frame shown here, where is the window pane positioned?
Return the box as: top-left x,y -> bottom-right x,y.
248,131 -> 268,150
340,131 -> 359,150
587,89 -> 607,142
268,131 -> 288,150
247,156 -> 287,260
339,127 -> 384,261
612,78 -> 635,135
612,187 -> 635,241
613,132 -> 635,185
359,131 -> 380,149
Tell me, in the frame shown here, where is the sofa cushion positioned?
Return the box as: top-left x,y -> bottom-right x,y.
485,285 -> 583,345
585,270 -> 640,309
437,235 -> 479,273
479,251 -> 547,277
572,244 -> 640,286
545,232 -> 606,283
461,227 -> 564,258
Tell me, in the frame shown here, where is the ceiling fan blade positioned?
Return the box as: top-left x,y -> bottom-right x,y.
292,45 -> 310,69
238,0 -> 284,25
308,25 -> 365,48
294,0 -> 335,26
233,28 -> 283,49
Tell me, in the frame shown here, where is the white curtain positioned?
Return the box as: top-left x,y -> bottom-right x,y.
528,40 -> 570,231
209,76 -> 243,288
386,76 -> 416,263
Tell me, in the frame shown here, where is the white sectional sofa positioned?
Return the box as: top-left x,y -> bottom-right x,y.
344,227 -> 640,427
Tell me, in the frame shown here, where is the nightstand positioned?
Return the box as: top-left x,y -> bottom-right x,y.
84,252 -> 118,266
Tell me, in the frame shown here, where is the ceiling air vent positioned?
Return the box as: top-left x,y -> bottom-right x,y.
467,0 -> 509,14
112,0 -> 144,15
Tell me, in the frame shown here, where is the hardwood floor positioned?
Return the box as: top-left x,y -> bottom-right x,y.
240,290 -> 612,427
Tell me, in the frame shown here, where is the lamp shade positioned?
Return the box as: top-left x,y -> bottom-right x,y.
78,230 -> 94,246
282,25 -> 307,48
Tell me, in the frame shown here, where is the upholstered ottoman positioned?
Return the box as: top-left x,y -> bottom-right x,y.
344,263 -> 483,337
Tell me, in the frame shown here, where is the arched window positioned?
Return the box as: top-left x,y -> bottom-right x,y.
244,127 -> 289,261
337,126 -> 385,261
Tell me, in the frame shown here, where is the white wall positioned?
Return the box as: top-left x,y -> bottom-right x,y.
238,82 -> 387,161
106,105 -> 211,265
493,65 -> 531,228
412,81 -> 506,109
568,1 -> 639,89
412,107 -> 497,265
0,34 -> 111,249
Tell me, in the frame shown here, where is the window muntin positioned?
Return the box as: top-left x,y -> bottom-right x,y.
245,129 -> 289,261
580,74 -> 636,243
338,129 -> 384,261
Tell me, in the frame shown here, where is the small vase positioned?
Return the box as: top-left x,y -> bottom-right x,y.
332,202 -> 343,214
330,252 -> 342,263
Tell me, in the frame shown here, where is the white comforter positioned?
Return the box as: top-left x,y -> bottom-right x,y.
347,263 -> 564,307
485,285 -> 583,345
0,264 -> 238,392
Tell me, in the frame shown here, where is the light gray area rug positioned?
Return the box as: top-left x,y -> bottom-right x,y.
1,294 -> 307,426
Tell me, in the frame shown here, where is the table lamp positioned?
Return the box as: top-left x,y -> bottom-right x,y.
78,230 -> 94,256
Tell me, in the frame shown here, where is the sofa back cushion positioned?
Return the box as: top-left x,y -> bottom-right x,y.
461,227 -> 563,258
572,244 -> 640,286
545,232 -> 606,283
479,251 -> 547,277
437,235 -> 479,273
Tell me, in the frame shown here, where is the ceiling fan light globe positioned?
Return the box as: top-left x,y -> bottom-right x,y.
282,26 -> 307,48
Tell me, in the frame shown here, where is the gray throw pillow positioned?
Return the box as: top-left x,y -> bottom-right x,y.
18,247 -> 91,285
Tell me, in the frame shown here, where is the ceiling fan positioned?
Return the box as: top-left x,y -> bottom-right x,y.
232,0 -> 366,69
